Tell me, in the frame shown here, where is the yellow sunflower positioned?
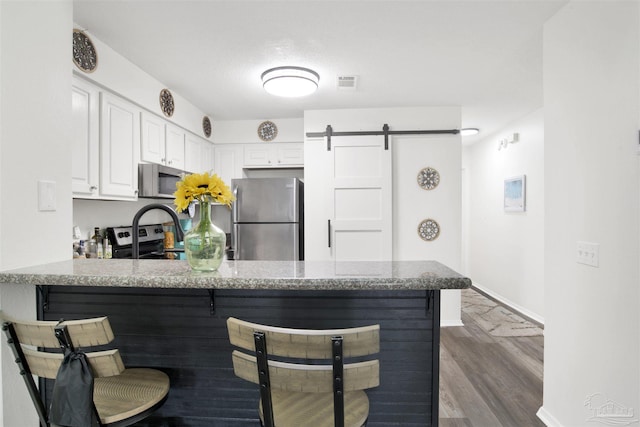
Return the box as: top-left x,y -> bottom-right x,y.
173,171 -> 235,211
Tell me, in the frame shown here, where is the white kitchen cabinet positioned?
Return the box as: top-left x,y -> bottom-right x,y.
99,92 -> 140,200
140,112 -> 166,165
165,124 -> 186,170
71,77 -> 100,198
185,132 -> 204,173
214,144 -> 244,185
243,143 -> 304,168
201,141 -> 215,173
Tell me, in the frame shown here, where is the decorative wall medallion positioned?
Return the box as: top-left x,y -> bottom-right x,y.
159,89 -> 175,117
72,29 -> 98,73
418,219 -> 440,241
203,116 -> 212,138
417,167 -> 440,190
258,120 -> 278,142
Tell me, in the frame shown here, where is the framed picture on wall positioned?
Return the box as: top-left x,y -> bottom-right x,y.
504,175 -> 526,212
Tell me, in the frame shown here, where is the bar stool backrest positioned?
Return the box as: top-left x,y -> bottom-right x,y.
227,317 -> 380,427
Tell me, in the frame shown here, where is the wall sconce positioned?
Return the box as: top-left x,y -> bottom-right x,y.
498,133 -> 519,150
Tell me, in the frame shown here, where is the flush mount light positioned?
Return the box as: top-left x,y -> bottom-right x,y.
460,128 -> 480,136
261,66 -> 319,97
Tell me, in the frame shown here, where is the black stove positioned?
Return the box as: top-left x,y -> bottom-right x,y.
106,224 -> 165,259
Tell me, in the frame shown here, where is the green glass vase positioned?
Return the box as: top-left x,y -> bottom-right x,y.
184,199 -> 226,271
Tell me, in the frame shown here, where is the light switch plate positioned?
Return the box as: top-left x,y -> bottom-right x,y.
577,241 -> 599,267
38,180 -> 56,211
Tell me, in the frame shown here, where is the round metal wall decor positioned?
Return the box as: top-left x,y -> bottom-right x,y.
417,167 -> 440,190
418,219 -> 440,241
203,116 -> 212,138
258,120 -> 278,142
72,29 -> 98,73
159,89 -> 175,117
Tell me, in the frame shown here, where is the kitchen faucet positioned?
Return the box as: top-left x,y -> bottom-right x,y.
131,204 -> 184,259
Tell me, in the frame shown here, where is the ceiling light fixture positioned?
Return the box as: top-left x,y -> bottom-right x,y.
460,128 -> 480,136
261,66 -> 319,98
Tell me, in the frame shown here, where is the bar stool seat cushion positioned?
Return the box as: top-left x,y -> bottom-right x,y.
94,368 -> 170,425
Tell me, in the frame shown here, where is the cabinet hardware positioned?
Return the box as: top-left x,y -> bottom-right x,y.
89,186 -> 97,191
207,289 -> 215,315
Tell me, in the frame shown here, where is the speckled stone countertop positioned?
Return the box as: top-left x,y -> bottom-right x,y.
0,259 -> 471,290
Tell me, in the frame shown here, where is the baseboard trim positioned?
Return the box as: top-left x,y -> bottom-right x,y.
537,406 -> 562,426
471,281 -> 545,326
441,320 -> 464,327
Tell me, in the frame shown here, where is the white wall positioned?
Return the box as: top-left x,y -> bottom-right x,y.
462,109 -> 544,322
213,118 -> 303,144
0,2 -> 72,426
304,107 -> 463,325
540,2 -> 639,426
75,29 -> 211,140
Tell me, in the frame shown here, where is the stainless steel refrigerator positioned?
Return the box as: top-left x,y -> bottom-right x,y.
231,178 -> 304,260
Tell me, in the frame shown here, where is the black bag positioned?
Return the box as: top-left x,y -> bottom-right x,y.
50,348 -> 99,427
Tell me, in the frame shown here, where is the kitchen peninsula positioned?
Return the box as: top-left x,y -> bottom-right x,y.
0,259 -> 470,427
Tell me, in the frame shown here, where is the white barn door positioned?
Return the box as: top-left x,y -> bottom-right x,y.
326,135 -> 392,261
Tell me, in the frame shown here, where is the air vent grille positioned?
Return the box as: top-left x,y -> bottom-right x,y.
337,75 -> 358,90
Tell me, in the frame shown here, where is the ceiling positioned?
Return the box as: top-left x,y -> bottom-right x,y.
73,0 -> 567,143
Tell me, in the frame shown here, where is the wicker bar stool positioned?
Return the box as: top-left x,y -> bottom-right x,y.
2,315 -> 169,427
227,317 -> 380,427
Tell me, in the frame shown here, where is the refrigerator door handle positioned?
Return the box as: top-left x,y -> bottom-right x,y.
232,185 -> 239,223
328,219 -> 331,248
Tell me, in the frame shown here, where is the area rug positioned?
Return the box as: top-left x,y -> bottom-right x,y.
462,288 -> 543,337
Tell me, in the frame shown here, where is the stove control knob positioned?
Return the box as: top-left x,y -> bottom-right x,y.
117,232 -> 125,238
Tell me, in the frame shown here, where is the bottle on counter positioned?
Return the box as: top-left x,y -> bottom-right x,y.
104,237 -> 112,259
78,240 -> 86,257
88,227 -> 101,258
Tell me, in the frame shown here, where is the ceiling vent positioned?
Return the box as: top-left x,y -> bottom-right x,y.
336,75 -> 358,91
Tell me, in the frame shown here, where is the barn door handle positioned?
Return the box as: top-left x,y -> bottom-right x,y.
328,220 -> 331,248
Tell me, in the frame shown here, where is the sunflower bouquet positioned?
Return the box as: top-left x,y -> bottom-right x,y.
173,171 -> 235,212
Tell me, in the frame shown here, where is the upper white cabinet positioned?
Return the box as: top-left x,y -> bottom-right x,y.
141,116 -> 186,169
214,144 -> 244,185
201,140 -> 215,173
165,124 -> 186,170
185,132 -> 203,173
140,112 -> 167,165
243,143 -> 304,168
71,77 -> 100,198
99,92 -> 140,200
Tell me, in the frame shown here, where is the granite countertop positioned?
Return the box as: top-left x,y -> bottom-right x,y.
0,259 -> 471,290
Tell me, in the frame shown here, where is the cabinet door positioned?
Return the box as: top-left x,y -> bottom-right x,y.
165,124 -> 186,170
140,112 -> 166,165
243,144 -> 273,167
185,133 -> 203,173
276,144 -> 304,166
327,136 -> 392,261
214,144 -> 243,185
201,141 -> 215,173
99,92 -> 140,200
71,78 -> 99,198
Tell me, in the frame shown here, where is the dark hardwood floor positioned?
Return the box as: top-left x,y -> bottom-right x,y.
439,289 -> 544,427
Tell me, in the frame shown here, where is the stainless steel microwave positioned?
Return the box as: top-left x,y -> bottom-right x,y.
138,164 -> 185,199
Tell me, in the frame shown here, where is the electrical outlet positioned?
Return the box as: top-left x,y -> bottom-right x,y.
577,241 -> 599,267
38,180 -> 56,211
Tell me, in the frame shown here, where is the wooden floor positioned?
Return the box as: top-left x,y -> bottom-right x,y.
439,290 -> 545,427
